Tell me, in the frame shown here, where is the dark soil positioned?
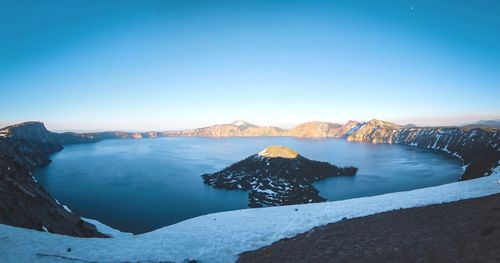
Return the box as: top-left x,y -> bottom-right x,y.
239,193 -> 500,263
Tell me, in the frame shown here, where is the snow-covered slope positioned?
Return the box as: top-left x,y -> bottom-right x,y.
79,217 -> 133,238
1,167 -> 499,263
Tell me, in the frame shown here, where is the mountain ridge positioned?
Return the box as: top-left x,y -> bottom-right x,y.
2,119 -> 498,181
0,118 -> 498,237
462,119 -> 500,129
0,122 -> 105,237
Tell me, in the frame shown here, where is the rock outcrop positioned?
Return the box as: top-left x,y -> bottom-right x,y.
346,119 -> 401,143
395,127 -> 499,180
202,146 -> 357,207
0,122 -> 106,237
1,118 -> 498,237
162,120 -> 351,138
284,122 -> 342,138
51,119 -> 500,181
327,120 -> 362,138
162,121 -> 284,137
344,119 -> 500,180
163,119 -> 498,181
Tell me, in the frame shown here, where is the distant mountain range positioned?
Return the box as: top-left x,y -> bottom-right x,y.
10,119 -> 494,141
462,119 -> 500,129
78,119 -> 500,181
158,119 -> 499,138
2,119 -> 498,181
161,120 -> 353,138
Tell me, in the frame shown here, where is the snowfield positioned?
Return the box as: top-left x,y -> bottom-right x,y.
0,167 -> 499,263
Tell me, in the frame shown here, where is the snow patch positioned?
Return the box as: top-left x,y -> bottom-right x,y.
0,168 -> 499,263
62,205 -> 72,213
255,188 -> 275,195
232,120 -> 249,127
258,148 -> 269,156
432,135 -> 441,148
81,217 -> 133,238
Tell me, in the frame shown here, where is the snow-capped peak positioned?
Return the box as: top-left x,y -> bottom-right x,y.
231,120 -> 252,127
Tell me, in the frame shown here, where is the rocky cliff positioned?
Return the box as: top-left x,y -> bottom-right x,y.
166,119 -> 498,180
344,119 -> 499,180
327,120 -> 362,138
75,119 -> 499,181
202,146 -> 357,207
162,120 -> 350,138
1,119 -> 497,237
346,119 -> 401,143
283,122 -> 342,138
0,122 -> 105,237
162,121 -> 284,137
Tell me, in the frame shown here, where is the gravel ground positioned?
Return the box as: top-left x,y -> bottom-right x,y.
239,193 -> 500,263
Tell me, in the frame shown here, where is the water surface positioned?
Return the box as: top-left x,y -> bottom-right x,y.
35,137 -> 463,234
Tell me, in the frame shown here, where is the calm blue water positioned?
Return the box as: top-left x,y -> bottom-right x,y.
34,137 -> 463,234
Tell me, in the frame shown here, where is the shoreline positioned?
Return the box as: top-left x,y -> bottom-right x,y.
0,120 -> 498,237
1,166 -> 499,262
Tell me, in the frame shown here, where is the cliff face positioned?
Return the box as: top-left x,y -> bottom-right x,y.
1,119 -> 497,237
61,119 -> 499,181
0,122 -> 105,237
162,121 -> 284,137
67,131 -> 158,141
346,119 -> 401,143
162,121 -> 344,138
327,120 -> 362,138
284,122 -> 342,138
344,120 -> 500,180
395,127 -> 499,180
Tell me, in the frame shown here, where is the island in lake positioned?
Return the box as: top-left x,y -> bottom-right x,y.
202,146 -> 358,207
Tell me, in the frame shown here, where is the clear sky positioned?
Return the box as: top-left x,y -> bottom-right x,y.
1,0 -> 499,131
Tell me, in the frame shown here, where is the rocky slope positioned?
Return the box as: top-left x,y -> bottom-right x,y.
0,122 -> 105,237
1,119 -> 497,238
162,120 -> 351,138
346,119 -> 401,143
202,146 -> 357,207
162,121 -> 284,137
344,119 -> 500,180
162,119 -> 498,180
238,193 -> 500,263
327,120 -> 362,138
283,122 -> 342,138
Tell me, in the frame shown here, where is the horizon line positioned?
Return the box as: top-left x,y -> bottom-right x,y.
2,116 -> 499,133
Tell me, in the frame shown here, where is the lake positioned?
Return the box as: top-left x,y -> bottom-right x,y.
34,137 -> 463,234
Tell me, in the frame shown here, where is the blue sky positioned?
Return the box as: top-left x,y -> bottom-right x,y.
1,0 -> 499,131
